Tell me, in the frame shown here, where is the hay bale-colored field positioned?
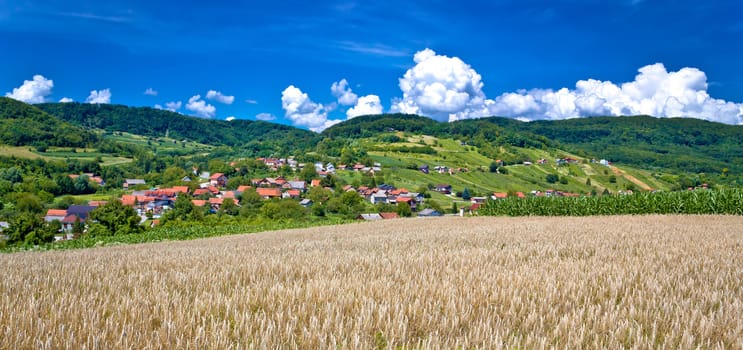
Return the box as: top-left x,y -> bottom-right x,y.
1,216 -> 742,349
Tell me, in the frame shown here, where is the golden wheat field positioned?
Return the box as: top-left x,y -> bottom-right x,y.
1,215 -> 742,349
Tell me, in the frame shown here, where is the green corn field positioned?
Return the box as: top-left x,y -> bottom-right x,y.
479,189 -> 743,216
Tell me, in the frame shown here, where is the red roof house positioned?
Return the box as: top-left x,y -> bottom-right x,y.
209,173 -> 227,187
256,187 -> 281,199
379,212 -> 399,220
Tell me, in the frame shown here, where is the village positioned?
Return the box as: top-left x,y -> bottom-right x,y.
40,155 -> 632,239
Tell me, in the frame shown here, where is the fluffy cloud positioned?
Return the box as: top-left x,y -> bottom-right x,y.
186,95 -> 216,118
155,101 -> 182,112
347,94 -> 383,118
331,79 -> 358,105
391,49 -> 490,122
144,88 -> 158,96
59,97 -> 73,103
255,113 -> 276,121
206,90 -> 235,104
392,49 -> 743,124
225,116 -> 236,121
281,85 -> 340,132
166,101 -> 182,112
489,63 -> 743,124
86,89 -> 111,104
5,75 -> 54,103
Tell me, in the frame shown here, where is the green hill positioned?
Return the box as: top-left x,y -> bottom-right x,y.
331,131 -> 675,208
325,114 -> 743,186
3,99 -> 740,196
0,97 -> 99,148
37,102 -> 320,154
479,115 -> 743,176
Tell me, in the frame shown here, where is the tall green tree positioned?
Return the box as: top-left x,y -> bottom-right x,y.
261,199 -> 307,220
15,193 -> 44,214
6,213 -> 57,245
219,198 -> 239,216
396,202 -> 412,217
87,200 -> 143,236
72,175 -> 96,194
461,187 -> 471,200
162,195 -> 201,222
299,165 -> 318,183
238,189 -> 263,218
326,191 -> 366,218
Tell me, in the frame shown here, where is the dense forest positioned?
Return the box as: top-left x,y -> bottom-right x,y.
0,97 -> 99,148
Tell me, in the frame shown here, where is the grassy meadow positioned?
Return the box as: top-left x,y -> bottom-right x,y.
1,215 -> 741,349
349,133 -> 677,204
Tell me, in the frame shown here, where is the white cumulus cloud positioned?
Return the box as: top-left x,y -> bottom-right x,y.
144,88 -> 158,96
331,79 -> 358,106
166,101 -> 182,112
281,85 -> 340,132
392,49 -> 743,124
155,101 -> 182,112
59,97 -> 73,103
206,90 -> 235,104
391,48 -> 491,122
488,63 -> 743,124
86,89 -> 111,104
347,94 -> 383,118
5,75 -> 54,103
225,116 -> 236,121
186,95 -> 216,118
255,113 -> 276,121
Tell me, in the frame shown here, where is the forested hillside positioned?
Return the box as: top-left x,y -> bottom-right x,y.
326,114 -> 743,178
37,102 -> 320,154
0,97 -> 99,148
322,114 -> 552,159
486,116 -> 743,175
5,100 -> 742,180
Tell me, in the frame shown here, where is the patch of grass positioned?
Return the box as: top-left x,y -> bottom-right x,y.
0,145 -> 45,159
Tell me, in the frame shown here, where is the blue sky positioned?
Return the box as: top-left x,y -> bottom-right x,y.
2,0 -> 742,130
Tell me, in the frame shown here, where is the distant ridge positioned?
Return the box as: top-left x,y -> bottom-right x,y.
4,98 -> 742,177
325,113 -> 743,175
36,102 -> 320,151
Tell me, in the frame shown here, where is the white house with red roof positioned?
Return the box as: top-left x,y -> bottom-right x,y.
45,209 -> 67,222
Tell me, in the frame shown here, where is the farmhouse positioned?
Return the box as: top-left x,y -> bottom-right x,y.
209,173 -> 228,187
357,213 -> 383,221
45,209 -> 67,222
435,184 -> 452,194
379,212 -> 399,220
470,197 -> 488,204
286,180 -> 306,191
256,187 -> 281,199
123,179 -> 146,189
417,208 -> 443,217
236,185 -> 252,193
